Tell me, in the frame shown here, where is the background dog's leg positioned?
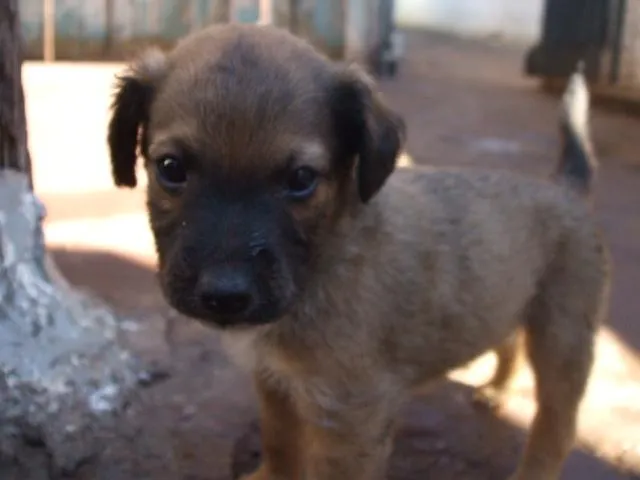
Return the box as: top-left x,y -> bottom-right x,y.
473,331 -> 521,410
241,374 -> 303,480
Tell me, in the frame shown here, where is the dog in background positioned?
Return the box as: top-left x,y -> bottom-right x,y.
107,24 -> 610,480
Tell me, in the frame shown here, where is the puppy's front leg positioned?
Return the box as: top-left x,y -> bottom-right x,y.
242,373 -> 303,480
300,389 -> 398,480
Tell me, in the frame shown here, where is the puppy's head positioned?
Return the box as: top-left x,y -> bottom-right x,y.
107,24 -> 404,328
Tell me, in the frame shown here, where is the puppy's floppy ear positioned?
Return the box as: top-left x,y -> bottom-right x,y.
108,48 -> 167,188
330,65 -> 405,203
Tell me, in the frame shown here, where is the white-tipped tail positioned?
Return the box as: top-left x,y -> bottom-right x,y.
556,62 -> 598,196
562,62 -> 590,138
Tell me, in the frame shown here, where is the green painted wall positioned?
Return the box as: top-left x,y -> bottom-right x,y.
19,0 -> 358,61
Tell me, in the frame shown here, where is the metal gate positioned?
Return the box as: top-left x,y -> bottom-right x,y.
525,0 -> 627,85
20,0 -> 400,75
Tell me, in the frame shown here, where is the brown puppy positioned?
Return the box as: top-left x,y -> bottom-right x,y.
107,24 -> 611,480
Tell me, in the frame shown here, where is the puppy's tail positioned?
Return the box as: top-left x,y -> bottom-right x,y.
555,62 -> 598,197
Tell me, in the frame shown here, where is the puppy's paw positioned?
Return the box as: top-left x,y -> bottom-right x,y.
239,466 -> 286,480
506,474 -> 532,480
239,470 -> 267,480
472,384 -> 506,412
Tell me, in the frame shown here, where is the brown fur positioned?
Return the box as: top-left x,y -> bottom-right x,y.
107,24 -> 611,480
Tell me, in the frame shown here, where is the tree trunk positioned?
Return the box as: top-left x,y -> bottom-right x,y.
0,2 -> 146,477
0,0 -> 31,180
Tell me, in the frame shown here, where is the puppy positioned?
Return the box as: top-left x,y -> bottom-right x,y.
107,24 -> 611,480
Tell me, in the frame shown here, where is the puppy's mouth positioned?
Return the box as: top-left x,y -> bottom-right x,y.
159,272 -> 295,330
195,299 -> 290,330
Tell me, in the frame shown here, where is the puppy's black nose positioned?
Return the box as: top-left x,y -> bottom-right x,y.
196,270 -> 254,317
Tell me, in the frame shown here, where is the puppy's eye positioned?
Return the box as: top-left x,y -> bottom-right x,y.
285,167 -> 319,200
156,156 -> 187,190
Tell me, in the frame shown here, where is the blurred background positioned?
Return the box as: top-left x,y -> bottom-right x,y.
2,1 -> 640,479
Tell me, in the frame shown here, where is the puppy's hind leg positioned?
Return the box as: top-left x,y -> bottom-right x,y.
509,263 -> 607,480
473,331 -> 521,411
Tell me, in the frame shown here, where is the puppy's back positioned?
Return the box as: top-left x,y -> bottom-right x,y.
380,166 -> 601,301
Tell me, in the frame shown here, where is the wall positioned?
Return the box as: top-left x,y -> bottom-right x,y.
395,0 -> 545,44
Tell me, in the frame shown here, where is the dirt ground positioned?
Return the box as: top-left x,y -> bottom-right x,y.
24,29 -> 640,479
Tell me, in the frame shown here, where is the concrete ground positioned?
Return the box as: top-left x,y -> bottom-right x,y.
23,29 -> 640,479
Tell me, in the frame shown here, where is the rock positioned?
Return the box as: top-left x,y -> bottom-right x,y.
0,171 -> 144,479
